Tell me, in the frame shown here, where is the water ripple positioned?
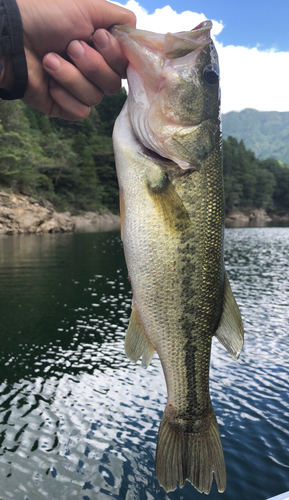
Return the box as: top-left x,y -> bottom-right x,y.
0,229 -> 288,499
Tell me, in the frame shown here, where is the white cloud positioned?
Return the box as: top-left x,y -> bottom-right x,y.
122,0 -> 223,36
216,43 -> 289,113
114,0 -> 289,113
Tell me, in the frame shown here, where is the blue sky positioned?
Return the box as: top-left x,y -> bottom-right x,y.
123,0 -> 289,52
115,0 -> 289,113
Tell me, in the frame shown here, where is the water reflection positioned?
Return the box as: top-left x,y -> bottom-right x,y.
0,232 -> 129,383
0,228 -> 289,500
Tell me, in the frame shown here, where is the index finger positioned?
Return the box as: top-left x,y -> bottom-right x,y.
92,29 -> 129,78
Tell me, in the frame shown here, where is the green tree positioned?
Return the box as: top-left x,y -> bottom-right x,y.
92,136 -> 119,210
223,136 -> 279,213
0,100 -> 44,191
260,158 -> 289,213
254,168 -> 276,209
96,87 -> 127,136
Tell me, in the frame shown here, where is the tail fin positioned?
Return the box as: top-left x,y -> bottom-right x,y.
155,410 -> 226,494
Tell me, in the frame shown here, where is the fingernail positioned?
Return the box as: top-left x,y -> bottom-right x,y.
43,53 -> 60,71
94,30 -> 109,49
68,40 -> 85,59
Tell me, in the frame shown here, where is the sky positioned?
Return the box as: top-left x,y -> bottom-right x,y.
115,0 -> 289,114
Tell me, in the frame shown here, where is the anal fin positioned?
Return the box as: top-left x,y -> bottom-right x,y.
215,272 -> 244,359
125,304 -> 155,368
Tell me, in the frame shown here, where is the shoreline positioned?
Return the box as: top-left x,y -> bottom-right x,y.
0,192 -> 288,235
0,191 -> 120,235
225,208 -> 289,227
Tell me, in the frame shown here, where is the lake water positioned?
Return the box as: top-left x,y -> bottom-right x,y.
0,227 -> 288,500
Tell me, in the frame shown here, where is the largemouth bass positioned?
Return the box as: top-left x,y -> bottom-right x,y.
111,21 -> 244,494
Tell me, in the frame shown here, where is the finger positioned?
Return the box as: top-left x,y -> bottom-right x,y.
48,80 -> 91,121
67,40 -> 122,94
92,29 -> 128,79
43,52 -> 105,106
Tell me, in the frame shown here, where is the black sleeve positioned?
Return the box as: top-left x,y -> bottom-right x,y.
0,0 -> 28,100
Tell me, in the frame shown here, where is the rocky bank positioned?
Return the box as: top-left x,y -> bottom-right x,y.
0,191 -> 120,235
225,208 -> 271,226
225,208 -> 289,226
1,191 -> 288,235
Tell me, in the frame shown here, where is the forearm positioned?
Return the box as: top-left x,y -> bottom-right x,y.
0,0 -> 28,99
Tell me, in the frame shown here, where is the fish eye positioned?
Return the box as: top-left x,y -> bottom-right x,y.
203,64 -> 219,85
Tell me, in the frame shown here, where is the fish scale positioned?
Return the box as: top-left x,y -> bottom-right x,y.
172,149 -> 223,421
112,21 -> 244,495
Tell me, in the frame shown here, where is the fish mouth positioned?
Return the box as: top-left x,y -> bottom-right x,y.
110,21 -> 213,59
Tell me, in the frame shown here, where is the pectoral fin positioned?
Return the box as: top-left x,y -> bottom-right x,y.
147,172 -> 191,234
215,273 -> 244,359
125,304 -> 155,368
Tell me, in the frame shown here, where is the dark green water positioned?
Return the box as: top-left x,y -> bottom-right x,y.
0,228 -> 288,500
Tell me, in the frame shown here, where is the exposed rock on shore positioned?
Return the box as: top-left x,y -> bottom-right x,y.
225,208 -> 289,226
249,208 -> 272,223
0,192 -> 120,235
225,211 -> 250,225
225,208 -> 272,226
1,191 -> 288,235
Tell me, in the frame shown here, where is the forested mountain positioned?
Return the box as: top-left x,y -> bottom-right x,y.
0,92 -> 289,216
0,89 -> 127,213
222,109 -> 289,164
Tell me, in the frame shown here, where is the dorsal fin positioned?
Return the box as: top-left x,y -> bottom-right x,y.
215,272 -> 244,359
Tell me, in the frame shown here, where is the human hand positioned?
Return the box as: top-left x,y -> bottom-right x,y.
15,0 -> 136,120
41,29 -> 131,120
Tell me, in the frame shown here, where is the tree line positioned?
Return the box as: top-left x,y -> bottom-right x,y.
0,89 -> 127,213
0,92 -> 289,215
223,136 -> 289,214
